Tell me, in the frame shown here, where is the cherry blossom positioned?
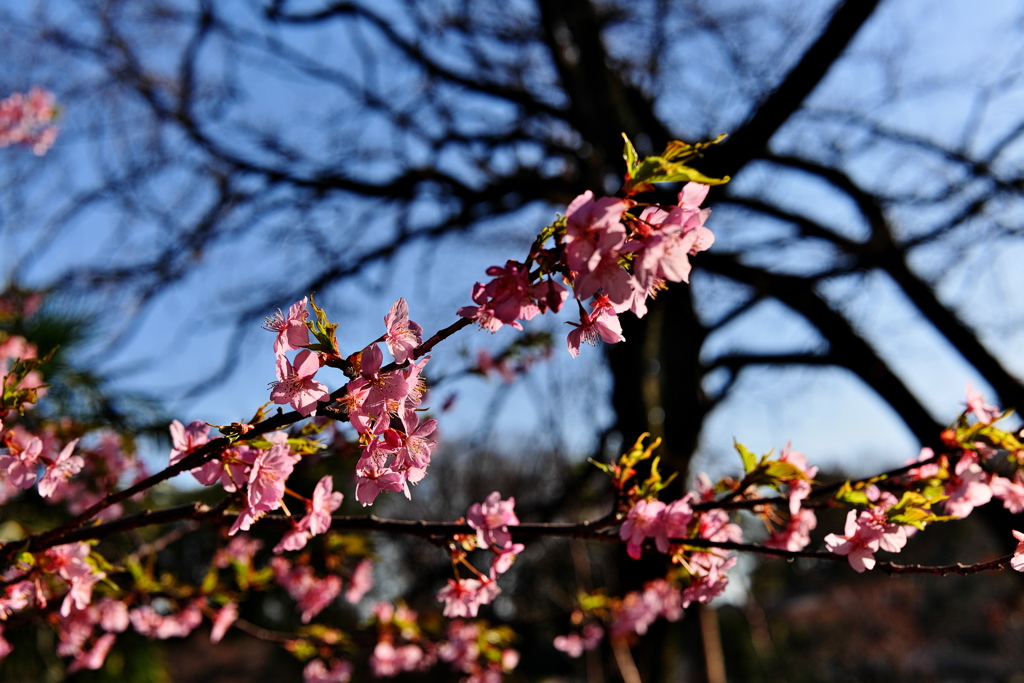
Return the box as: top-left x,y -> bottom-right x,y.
566,294 -> 626,357
304,658 -> 354,683
168,419 -> 211,467
384,298 -> 423,363
824,510 -> 884,572
263,297 -> 310,355
1011,530 -> 1024,572
619,499 -> 667,559
0,426 -> 43,488
765,508 -> 818,552
965,384 -> 1000,425
436,578 -> 500,618
270,349 -> 330,416
554,622 -> 604,658
271,558 -> 342,623
655,495 -> 695,552
346,559 -> 374,604
0,87 -> 58,155
37,438 -> 83,498
944,452 -> 992,518
564,191 -> 632,276
466,491 -> 519,549
209,602 -> 238,644
458,261 -> 567,332
990,473 -> 1024,513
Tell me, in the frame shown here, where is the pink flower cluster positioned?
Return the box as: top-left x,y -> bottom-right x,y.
458,261 -> 567,333
764,445 -> 819,552
368,603 -> 519,682
824,489 -> 908,572
55,598 -> 128,673
339,300 -> 435,506
265,298 -> 330,416
271,557 -> 343,623
0,425 -> 82,501
436,492 -> 523,619
0,87 -> 58,155
270,555 -> 372,624
304,657 -> 354,683
553,623 -> 603,657
458,183 -> 714,357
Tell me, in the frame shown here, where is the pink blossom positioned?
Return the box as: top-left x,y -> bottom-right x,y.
193,443 -> 258,491
609,588 -> 661,638
905,446 -> 941,480
67,632 -> 116,673
358,346 -> 430,429
466,491 -> 519,550
209,602 -> 238,644
270,349 -> 330,416
61,570 -> 104,617
566,294 -> 626,357
263,297 -> 310,355
436,578 -> 500,618
643,578 -> 685,622
304,658 -> 354,683
619,499 -> 667,559
438,620 -> 480,670
571,250 -> 636,308
275,475 -> 344,552
681,557 -> 735,606
273,526 -> 311,554
37,438 -> 83,498
384,298 -> 423,363
393,408 -> 437,470
990,473 -> 1024,513
346,559 -> 374,604
355,441 -> 406,506
168,419 -> 211,467
307,475 -> 344,535
231,443 -> 300,535
765,508 -> 817,552
44,542 -> 92,583
824,510 -> 883,572
371,641 -> 427,677
458,261 -> 566,332
97,598 -> 129,633
554,622 -> 604,658
0,427 -> 43,488
0,626 -> 11,660
247,443 -> 300,511
687,509 -> 742,579
0,87 -> 59,155
778,444 -> 818,514
129,606 -> 164,637
655,496 -> 694,553
0,581 -> 34,620
272,558 -> 342,623
1011,530 -> 1024,572
129,602 -> 203,639
625,184 -> 713,303
564,191 -> 632,276
965,384 -> 1000,425
56,607 -> 94,657
944,452 -> 992,518
214,535 -> 263,568
490,542 -> 525,577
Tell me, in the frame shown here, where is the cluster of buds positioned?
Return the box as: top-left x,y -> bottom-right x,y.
0,87 -> 58,155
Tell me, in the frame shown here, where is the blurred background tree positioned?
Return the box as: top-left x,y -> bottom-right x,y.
3,0 -> 1024,681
